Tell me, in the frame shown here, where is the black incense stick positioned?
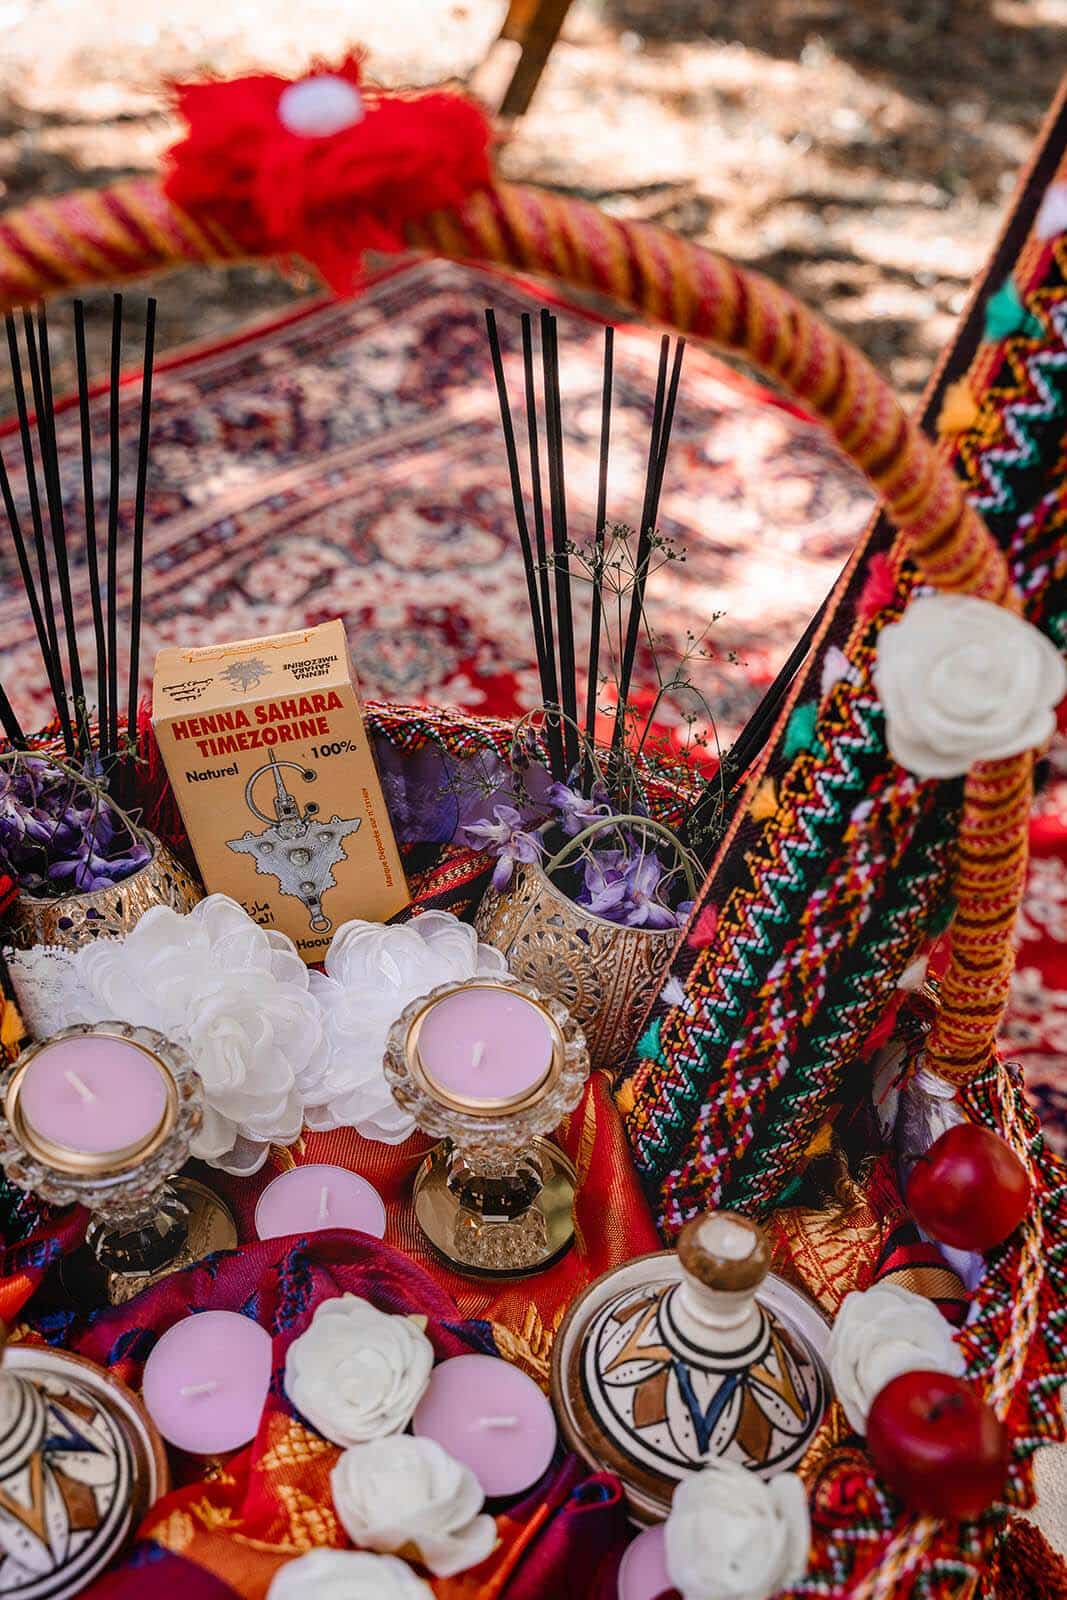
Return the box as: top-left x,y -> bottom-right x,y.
73,300 -> 109,757
105,294 -> 122,758
0,445 -> 63,730
612,336 -> 670,757
584,325 -> 613,775
521,313 -> 563,778
648,338 -> 685,532
7,315 -> 73,754
33,305 -> 90,754
484,309 -> 550,710
540,311 -> 579,774
126,296 -> 156,750
0,682 -> 25,750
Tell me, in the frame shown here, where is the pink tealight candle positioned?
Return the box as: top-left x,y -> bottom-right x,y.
412,1352 -> 557,1496
142,1310 -> 273,1454
255,1163 -> 386,1241
415,985 -> 556,1103
15,1034 -> 170,1160
617,1525 -> 677,1600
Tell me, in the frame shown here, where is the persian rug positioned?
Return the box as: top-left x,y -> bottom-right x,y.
0,258 -> 1062,1150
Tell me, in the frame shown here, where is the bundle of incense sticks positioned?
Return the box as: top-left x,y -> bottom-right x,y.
0,294 -> 157,766
486,307 -> 685,793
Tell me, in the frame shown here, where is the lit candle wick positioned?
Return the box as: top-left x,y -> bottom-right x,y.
179,1381 -> 220,1399
63,1069 -> 95,1104
471,1040 -> 486,1070
469,1415 -> 519,1430
318,1186 -> 330,1223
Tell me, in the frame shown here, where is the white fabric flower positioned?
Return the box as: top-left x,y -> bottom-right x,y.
873,593 -> 1066,779
8,895 -> 323,1175
828,1281 -> 965,1434
664,1462 -> 810,1600
331,1434 -> 496,1578
285,1295 -> 433,1446
304,911 -> 508,1142
268,1548 -> 432,1600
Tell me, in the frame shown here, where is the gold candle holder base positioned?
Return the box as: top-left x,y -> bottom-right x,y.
104,1177 -> 238,1306
413,1138 -> 578,1278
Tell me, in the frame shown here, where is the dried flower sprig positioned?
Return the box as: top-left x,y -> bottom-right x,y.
0,751 -> 151,897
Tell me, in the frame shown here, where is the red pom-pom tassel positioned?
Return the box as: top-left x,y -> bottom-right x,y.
164,58 -> 493,291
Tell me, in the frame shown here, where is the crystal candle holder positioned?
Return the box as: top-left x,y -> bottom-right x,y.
384,977 -> 590,1276
0,1021 -> 236,1303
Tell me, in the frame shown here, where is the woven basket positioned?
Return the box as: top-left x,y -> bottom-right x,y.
0,144 -> 1064,1598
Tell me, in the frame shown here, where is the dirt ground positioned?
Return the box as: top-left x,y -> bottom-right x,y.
0,0 -> 1063,405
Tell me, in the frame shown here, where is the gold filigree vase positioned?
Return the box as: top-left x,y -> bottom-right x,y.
473,860 -> 678,1074
7,833 -> 203,952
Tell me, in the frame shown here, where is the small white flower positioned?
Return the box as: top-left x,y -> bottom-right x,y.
664,1462 -> 810,1600
62,895 -> 323,1174
873,593 -> 1066,779
828,1281 -> 965,1434
285,1295 -> 433,1447
331,1434 -> 496,1578
304,911 -> 508,1142
268,1548 -> 432,1600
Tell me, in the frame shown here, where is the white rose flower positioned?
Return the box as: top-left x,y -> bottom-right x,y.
828,1281 -> 965,1434
69,895 -> 324,1175
331,1434 -> 496,1578
664,1462 -> 810,1600
268,1548 -> 433,1600
304,911 -> 508,1142
873,592 -> 1066,780
284,1295 -> 433,1446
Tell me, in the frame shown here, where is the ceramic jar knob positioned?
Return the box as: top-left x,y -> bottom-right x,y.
675,1211 -> 772,1343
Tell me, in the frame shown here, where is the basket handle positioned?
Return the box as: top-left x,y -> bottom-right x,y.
0,175 -> 1031,1077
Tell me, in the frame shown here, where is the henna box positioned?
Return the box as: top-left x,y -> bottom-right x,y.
152,620 -> 408,959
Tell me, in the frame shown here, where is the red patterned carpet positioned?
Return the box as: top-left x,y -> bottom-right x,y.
0,259 -> 1063,1148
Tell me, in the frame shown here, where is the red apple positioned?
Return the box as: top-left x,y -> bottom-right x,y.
867,1371 -> 1009,1519
906,1123 -> 1030,1252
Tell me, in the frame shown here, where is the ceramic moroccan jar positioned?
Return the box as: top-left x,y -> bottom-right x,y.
551,1210 -> 830,1523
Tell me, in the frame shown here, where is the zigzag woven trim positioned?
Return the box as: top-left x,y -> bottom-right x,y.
723,795 -> 955,1216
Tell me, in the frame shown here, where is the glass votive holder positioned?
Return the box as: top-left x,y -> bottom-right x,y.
0,1021 -> 235,1302
384,976 -> 590,1276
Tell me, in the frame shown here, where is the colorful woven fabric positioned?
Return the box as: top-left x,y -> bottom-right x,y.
619,111 -> 1067,1231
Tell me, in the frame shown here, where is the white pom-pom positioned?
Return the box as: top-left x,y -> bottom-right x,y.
1035,182 -> 1067,242
279,75 -> 365,138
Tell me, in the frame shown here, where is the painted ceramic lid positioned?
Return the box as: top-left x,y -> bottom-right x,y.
0,1344 -> 167,1597
551,1210 -> 830,1523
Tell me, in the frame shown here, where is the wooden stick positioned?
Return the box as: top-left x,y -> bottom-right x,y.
106,294 -> 122,757
126,296 -> 156,752
73,300 -> 109,756
521,313 -> 563,778
612,336 -> 670,758
7,315 -> 73,754
541,310 -> 579,775
484,309 -> 550,707
583,325 -> 613,777
34,305 -> 90,754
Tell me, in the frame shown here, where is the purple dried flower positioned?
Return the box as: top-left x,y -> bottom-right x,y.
546,781 -> 612,838
461,803 -> 544,890
577,842 -> 681,929
0,758 -> 151,899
